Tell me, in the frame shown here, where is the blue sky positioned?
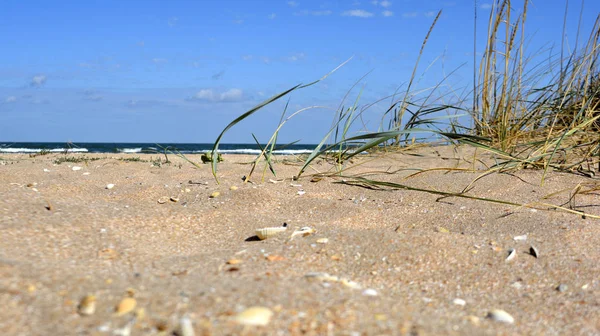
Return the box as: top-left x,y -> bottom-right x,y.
1,0 -> 598,143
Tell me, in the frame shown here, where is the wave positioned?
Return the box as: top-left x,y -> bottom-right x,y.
117,148 -> 143,153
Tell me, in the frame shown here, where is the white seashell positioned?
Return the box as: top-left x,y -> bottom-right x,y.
452,298 -> 466,306
234,306 -> 273,326
178,315 -> 195,336
505,248 -> 516,262
304,272 -> 340,282
529,245 -> 539,258
290,227 -> 315,239
316,238 -> 329,244
106,184 -> 115,189
297,190 -> 306,195
255,223 -> 288,240
72,166 -> 82,171
362,288 -> 378,296
43,169 -> 50,172
340,278 -> 362,289
513,235 -> 527,241
487,309 -> 514,324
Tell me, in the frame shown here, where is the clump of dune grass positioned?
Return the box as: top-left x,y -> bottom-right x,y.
461,0 -> 600,180
53,156 -> 102,165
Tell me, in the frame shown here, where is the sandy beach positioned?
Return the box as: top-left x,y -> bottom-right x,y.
1,146 -> 598,335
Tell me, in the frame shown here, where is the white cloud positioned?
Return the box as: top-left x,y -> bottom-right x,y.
5,96 -> 16,103
342,9 -> 374,18
382,10 -> 393,17
295,10 -> 332,16
191,88 -> 244,102
30,75 -> 47,87
168,17 -> 178,27
152,58 -> 168,64
269,13 -> 277,19
286,53 -> 305,62
480,3 -> 492,9
287,1 -> 298,7
402,12 -> 418,18
380,0 -> 392,7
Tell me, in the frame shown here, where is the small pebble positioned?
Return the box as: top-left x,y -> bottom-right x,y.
170,196 -> 179,202
82,172 -> 91,175
157,196 -> 169,204
78,295 -> 97,316
106,184 -> 115,189
72,166 -> 82,171
297,190 -> 306,195
487,309 -> 514,324
316,238 -> 329,244
556,284 -> 568,292
229,186 -> 238,191
115,297 -> 137,316
178,315 -> 195,336
209,191 -> 220,198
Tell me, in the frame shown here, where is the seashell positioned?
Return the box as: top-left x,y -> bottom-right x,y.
529,245 -> 539,258
255,223 -> 288,240
115,297 -> 137,316
157,196 -> 169,204
82,172 -> 91,175
505,248 -> 516,262
178,315 -> 195,336
233,306 -> 273,326
304,272 -> 340,282
229,186 -> 238,191
362,288 -> 378,296
487,309 -> 514,324
72,166 -> 82,171
290,227 -> 315,239
106,184 -> 115,189
452,298 -> 466,306
170,196 -> 179,202
316,238 -> 329,244
297,190 -> 306,196
226,259 -> 243,265
436,227 -> 450,233
269,179 -> 284,184
290,183 -> 302,187
513,234 -> 527,241
209,191 -> 220,198
78,295 -> 96,316
556,284 -> 568,292
340,278 -> 362,289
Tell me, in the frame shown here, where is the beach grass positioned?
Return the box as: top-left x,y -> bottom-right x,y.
196,1 -> 598,217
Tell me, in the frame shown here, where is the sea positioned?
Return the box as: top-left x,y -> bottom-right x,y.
0,142 -> 319,156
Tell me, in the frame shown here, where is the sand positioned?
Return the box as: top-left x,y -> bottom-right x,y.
0,146 -> 598,335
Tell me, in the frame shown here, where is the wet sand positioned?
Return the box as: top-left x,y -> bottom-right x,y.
1,146 -> 598,335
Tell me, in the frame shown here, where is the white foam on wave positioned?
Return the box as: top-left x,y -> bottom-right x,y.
118,148 -> 143,153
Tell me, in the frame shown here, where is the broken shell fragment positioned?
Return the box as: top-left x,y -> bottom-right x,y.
529,245 -> 539,258
452,298 -> 466,306
157,196 -> 169,204
234,306 -> 274,326
316,238 -> 329,244
505,248 -> 517,262
513,234 -> 527,241
487,309 -> 514,324
290,227 -> 315,239
106,184 -> 115,189
78,295 -> 97,316
72,166 -> 82,171
115,297 -> 137,316
170,196 -> 179,202
209,191 -> 220,198
255,223 -> 288,240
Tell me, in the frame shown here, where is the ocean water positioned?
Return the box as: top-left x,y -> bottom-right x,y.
0,142 -> 319,155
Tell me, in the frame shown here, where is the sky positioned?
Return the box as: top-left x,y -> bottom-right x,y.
1,0 -> 598,144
